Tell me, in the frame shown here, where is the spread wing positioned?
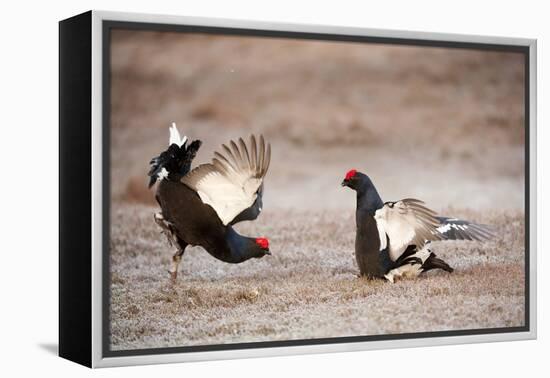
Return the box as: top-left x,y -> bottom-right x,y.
181,135 -> 271,225
374,198 -> 444,261
435,217 -> 495,241
229,183 -> 264,225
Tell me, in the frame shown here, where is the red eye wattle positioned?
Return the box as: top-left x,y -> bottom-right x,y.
255,237 -> 269,249
345,169 -> 357,181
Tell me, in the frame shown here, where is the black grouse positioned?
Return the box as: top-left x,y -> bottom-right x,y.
341,169 -> 494,282
148,124 -> 272,280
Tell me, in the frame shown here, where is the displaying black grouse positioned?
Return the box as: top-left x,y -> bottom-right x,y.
341,169 -> 494,282
148,124 -> 272,280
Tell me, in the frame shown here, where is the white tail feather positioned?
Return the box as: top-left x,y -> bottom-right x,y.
169,123 -> 188,147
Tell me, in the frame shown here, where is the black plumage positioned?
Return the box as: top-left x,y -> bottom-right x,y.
156,180 -> 270,264
148,140 -> 202,188
421,251 -> 453,273
340,171 -> 392,278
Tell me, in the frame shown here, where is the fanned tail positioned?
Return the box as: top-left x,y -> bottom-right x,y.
147,124 -> 202,188
421,252 -> 453,273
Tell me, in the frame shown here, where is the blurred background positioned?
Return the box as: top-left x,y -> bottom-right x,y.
110,30 -> 525,213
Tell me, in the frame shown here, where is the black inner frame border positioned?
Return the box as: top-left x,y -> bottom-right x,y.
102,20 -> 531,358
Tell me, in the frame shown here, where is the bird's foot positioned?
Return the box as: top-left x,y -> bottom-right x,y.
169,252 -> 183,282
384,270 -> 403,283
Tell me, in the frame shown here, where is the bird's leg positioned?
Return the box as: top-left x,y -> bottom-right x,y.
385,263 -> 425,283
170,249 -> 184,281
154,212 -> 178,247
153,213 -> 187,281
384,267 -> 404,283
169,237 -> 188,281
384,271 -> 396,283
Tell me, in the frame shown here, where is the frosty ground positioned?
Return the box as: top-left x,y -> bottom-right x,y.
110,205 -> 524,350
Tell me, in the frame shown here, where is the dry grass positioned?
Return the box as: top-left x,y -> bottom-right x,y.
108,30 -> 526,351
110,205 -> 524,350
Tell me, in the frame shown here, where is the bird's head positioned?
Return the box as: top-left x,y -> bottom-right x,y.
253,237 -> 271,257
341,169 -> 384,212
341,169 -> 370,191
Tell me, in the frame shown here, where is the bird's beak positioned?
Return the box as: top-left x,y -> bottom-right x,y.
264,249 -> 271,255
341,179 -> 349,187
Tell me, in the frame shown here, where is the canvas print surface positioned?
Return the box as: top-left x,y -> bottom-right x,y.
107,29 -> 526,352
